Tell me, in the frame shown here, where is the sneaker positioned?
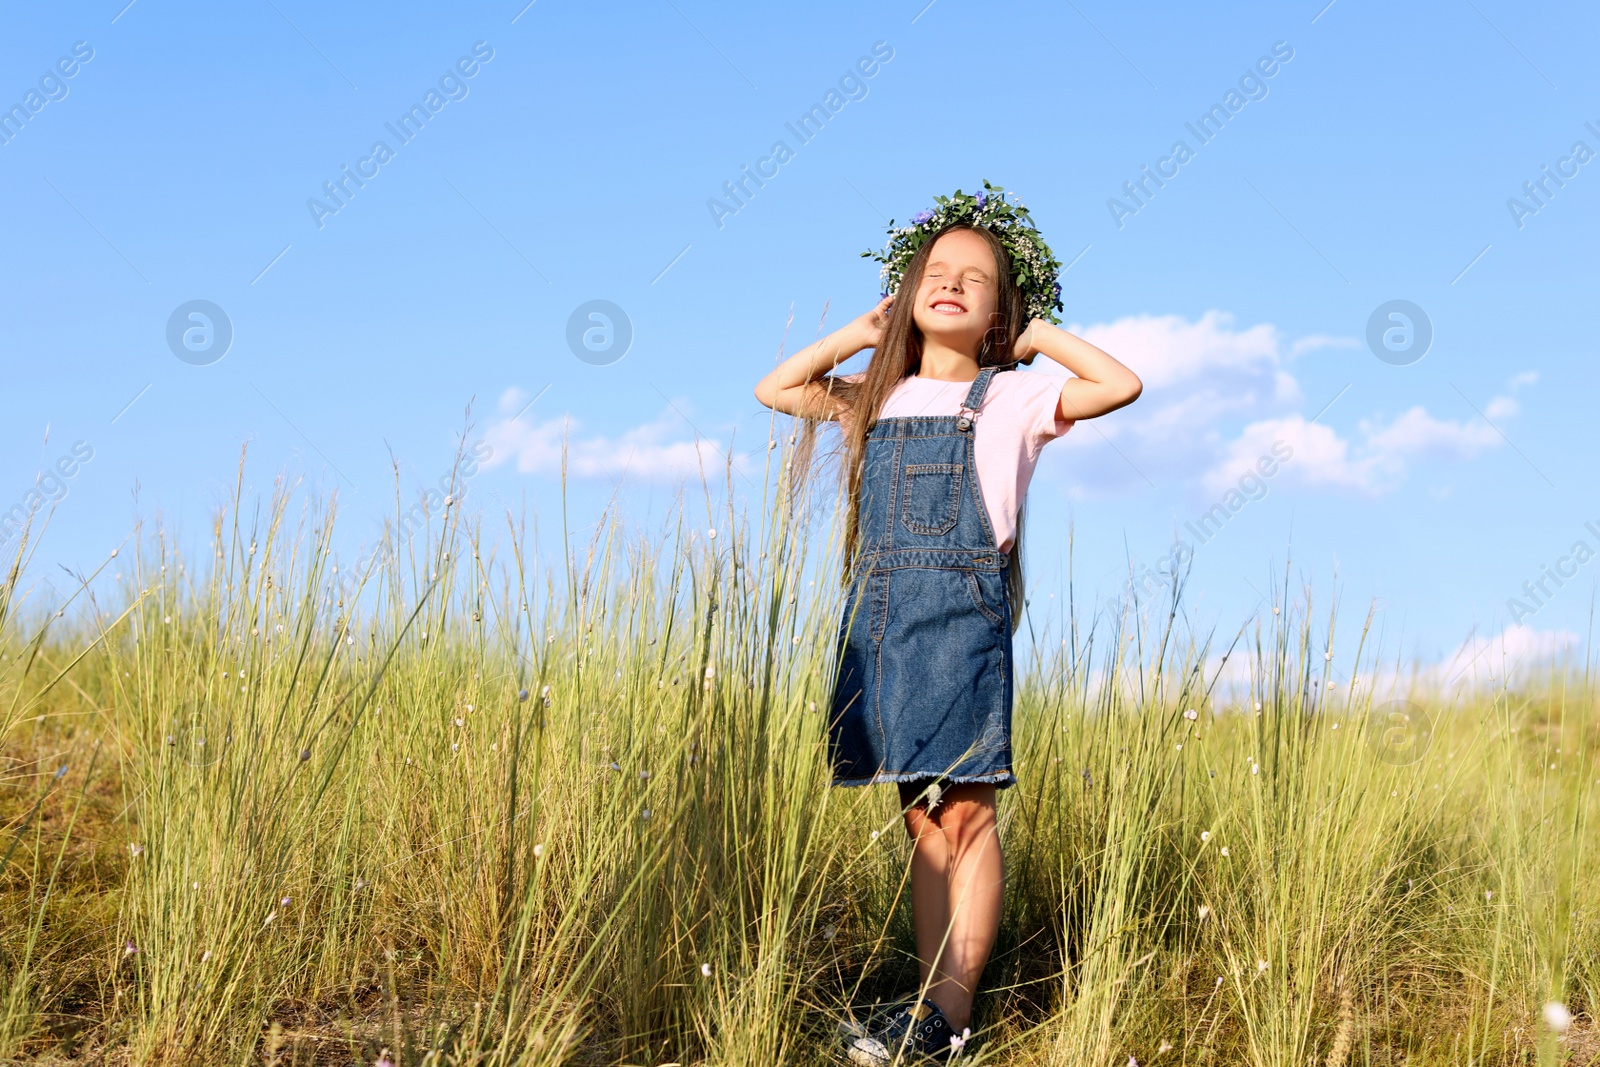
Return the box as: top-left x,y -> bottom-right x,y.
844,997 -> 962,1065
837,992 -> 917,1041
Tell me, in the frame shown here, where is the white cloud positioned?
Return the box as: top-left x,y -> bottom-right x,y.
1362,405 -> 1502,460
1051,312 -> 1523,499
483,389 -> 742,483
1203,415 -> 1382,494
1202,624 -> 1579,705
1069,310 -> 1279,390
1429,624 -> 1580,690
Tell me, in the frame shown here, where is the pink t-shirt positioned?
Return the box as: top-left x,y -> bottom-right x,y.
846,371 -> 1072,552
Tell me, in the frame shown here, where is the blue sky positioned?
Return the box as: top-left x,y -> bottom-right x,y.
3,0 -> 1597,678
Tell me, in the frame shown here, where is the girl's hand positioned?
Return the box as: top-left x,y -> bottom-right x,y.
1012,317 -> 1050,366
852,296 -> 894,350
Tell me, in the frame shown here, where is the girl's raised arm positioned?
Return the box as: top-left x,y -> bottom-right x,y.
754,298 -> 892,420
1014,319 -> 1143,422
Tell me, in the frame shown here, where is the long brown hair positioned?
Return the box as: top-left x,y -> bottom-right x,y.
805,223 -> 1031,630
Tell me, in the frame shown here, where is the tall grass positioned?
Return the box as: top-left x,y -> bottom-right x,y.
0,459 -> 1596,1065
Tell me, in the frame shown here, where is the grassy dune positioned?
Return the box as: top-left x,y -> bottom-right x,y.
0,471 -> 1595,1065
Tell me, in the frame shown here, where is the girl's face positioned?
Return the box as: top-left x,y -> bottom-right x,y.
910,229 -> 1002,354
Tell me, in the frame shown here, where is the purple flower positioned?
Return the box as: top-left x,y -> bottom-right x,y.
911,209 -> 934,225
975,192 -> 987,208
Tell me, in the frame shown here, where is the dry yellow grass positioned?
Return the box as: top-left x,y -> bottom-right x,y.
1,470 -> 1595,1066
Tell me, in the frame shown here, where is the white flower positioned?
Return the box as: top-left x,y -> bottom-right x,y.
1157,1039 -> 1174,1054
1250,763 -> 1259,776
700,962 -> 713,977
1256,959 -> 1268,972
1543,1001 -> 1573,1033
201,950 -> 212,963
1485,890 -> 1494,901
950,1027 -> 971,1050
639,770 -> 651,781
281,896 -> 291,906
128,843 -> 143,859
870,830 -> 880,841
822,924 -> 837,941
264,911 -> 277,925
1197,904 -> 1211,921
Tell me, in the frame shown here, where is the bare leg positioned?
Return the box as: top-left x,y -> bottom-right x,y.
899,782 -> 1003,1030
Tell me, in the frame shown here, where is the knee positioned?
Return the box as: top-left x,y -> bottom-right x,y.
903,803 -> 939,842
934,794 -> 996,848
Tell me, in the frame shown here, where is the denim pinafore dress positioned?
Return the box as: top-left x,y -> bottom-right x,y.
829,367 -> 1016,789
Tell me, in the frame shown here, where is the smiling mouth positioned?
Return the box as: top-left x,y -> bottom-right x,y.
930,300 -> 967,314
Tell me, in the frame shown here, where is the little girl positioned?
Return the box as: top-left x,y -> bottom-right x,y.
754,185 -> 1141,1064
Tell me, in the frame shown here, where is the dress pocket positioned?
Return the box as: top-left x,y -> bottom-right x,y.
964,570 -> 1005,626
899,463 -> 964,536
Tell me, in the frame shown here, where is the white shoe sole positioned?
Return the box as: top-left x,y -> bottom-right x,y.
846,1036 -> 892,1066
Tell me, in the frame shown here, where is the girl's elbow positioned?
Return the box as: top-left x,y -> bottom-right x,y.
753,381 -> 776,409
1120,374 -> 1143,406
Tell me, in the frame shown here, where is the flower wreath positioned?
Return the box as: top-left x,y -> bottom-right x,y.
863,180 -> 1064,325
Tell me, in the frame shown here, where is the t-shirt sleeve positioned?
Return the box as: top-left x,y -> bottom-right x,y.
1021,372 -> 1073,449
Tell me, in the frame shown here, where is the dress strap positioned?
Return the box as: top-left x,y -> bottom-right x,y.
960,367 -> 998,412
956,367 -> 1003,431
